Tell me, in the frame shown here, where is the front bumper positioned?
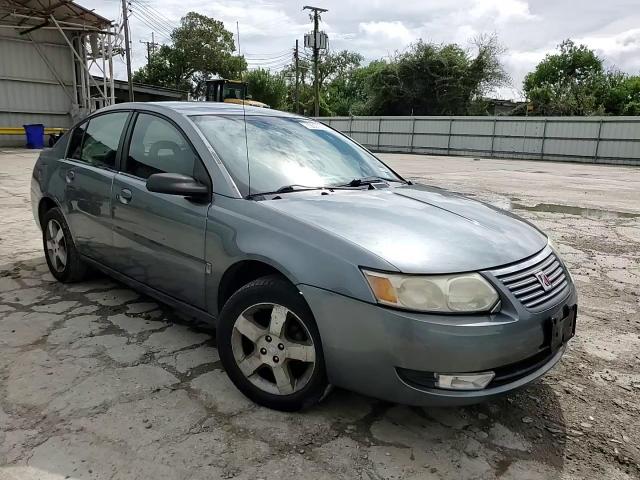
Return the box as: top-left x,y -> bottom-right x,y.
299,282 -> 577,406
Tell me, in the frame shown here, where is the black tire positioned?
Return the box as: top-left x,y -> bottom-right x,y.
42,207 -> 87,283
217,275 -> 328,411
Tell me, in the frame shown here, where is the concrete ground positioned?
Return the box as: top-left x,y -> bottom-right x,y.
1,149 -> 638,480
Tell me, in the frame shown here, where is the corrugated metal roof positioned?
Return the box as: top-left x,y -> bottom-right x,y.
0,0 -> 112,31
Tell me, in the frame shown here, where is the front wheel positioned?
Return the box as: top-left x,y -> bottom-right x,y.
42,207 -> 87,282
217,275 -> 328,411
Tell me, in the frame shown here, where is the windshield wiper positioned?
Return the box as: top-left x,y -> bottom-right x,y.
247,184 -> 356,199
339,176 -> 408,187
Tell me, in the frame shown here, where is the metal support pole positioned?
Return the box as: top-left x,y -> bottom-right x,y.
594,118 -> 603,163
312,12 -> 319,117
489,117 -> 497,157
522,117 -> 528,159
446,118 -> 453,155
540,118 -> 547,161
101,33 -> 107,107
294,39 -> 300,114
83,38 -> 92,109
108,25 -> 115,104
70,37 -> 78,108
376,117 -> 382,151
409,116 -> 416,153
77,37 -> 87,110
50,16 -> 107,101
348,115 -> 353,137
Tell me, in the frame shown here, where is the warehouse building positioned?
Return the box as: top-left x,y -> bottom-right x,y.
0,0 -> 118,146
0,0 -> 186,147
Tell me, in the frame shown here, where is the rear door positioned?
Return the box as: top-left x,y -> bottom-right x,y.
63,111 -> 130,264
111,111 -> 210,309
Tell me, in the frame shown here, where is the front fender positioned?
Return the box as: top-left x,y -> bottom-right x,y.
205,196 -> 397,314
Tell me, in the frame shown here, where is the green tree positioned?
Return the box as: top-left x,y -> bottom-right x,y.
523,40 -> 604,115
356,35 -> 509,115
132,12 -> 246,97
244,69 -> 288,109
279,50 -> 364,116
596,72 -> 640,115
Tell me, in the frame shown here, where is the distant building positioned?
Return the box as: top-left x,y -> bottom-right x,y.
483,98 -> 528,116
91,77 -> 188,105
0,0 -> 117,146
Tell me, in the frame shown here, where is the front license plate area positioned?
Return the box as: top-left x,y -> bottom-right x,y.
550,306 -> 577,352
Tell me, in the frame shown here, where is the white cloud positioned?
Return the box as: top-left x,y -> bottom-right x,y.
358,21 -> 416,44
577,28 -> 640,72
470,0 -> 537,22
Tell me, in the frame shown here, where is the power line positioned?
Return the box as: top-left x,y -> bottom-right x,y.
130,0 -> 175,38
133,0 -> 177,28
246,57 -> 293,66
129,9 -> 173,40
243,50 -> 291,59
130,8 -> 174,38
135,0 -> 177,25
130,13 -> 172,42
130,9 -> 173,37
135,5 -> 175,35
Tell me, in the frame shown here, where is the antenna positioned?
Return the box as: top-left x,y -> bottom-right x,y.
241,72 -> 250,197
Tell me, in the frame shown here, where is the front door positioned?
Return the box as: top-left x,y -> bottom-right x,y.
111,112 -> 210,309
62,111 -> 130,264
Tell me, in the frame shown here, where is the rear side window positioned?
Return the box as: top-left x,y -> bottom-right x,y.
67,112 -> 128,169
125,113 -> 197,179
80,112 -> 129,169
67,121 -> 87,160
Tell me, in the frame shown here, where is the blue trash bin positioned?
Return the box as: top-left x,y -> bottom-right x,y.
23,124 -> 45,149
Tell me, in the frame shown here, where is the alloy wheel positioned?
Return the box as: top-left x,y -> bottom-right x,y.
45,219 -> 67,272
231,303 -> 316,395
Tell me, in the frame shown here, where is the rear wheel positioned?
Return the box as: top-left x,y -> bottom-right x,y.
217,275 -> 327,411
42,207 -> 87,282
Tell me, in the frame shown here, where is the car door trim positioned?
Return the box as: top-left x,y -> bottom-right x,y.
80,253 -> 217,325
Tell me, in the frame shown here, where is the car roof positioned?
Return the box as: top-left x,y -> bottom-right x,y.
101,101 -> 301,118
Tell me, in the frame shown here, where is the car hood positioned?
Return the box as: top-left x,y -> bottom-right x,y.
260,184 -> 547,274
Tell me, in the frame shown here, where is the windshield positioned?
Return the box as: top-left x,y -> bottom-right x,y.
191,115 -> 401,196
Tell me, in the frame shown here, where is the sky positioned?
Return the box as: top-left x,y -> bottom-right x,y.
86,0 -> 640,99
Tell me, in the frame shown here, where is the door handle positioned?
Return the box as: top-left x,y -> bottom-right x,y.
117,188 -> 132,205
65,170 -> 75,183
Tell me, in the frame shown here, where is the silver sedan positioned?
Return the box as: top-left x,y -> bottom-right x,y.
31,102 -> 577,411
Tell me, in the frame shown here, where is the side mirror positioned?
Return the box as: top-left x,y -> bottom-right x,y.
146,173 -> 209,198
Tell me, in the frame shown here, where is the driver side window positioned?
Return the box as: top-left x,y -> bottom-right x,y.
125,113 -> 197,180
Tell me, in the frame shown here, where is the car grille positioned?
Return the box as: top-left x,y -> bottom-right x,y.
493,249 -> 569,309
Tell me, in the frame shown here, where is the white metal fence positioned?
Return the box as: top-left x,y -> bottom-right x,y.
316,116 -> 640,166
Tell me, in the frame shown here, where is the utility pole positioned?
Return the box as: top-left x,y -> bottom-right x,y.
303,6 -> 327,117
140,34 -> 158,69
236,21 -> 241,55
294,39 -> 300,114
121,0 -> 134,101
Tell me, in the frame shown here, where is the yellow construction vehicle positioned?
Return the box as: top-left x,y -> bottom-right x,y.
205,79 -> 270,108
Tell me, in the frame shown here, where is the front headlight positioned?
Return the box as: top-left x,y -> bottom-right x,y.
362,270 -> 499,313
